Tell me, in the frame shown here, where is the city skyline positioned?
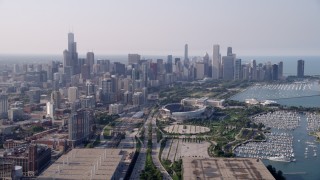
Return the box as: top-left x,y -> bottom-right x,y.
0,0 -> 320,56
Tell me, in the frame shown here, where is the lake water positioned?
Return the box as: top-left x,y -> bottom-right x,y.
231,81 -> 320,108
231,81 -> 320,179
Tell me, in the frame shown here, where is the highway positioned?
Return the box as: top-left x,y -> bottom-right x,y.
130,110 -> 172,180
151,115 -> 172,180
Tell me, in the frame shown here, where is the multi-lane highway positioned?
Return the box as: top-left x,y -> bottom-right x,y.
130,110 -> 172,180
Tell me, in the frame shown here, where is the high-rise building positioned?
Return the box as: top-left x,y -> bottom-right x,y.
81,64 -> 90,80
272,64 -> 279,80
251,60 -> 257,80
86,81 -> 96,96
68,87 -> 79,103
132,68 -> 137,91
51,91 -> 61,109
86,52 -> 94,73
227,47 -> 233,56
67,32 -> 79,75
203,52 -> 210,77
212,45 -> 220,79
222,56 -> 234,80
278,61 -> 283,79
167,55 -> 173,73
141,62 -> 148,87
196,62 -> 205,80
132,92 -> 144,106
234,59 -> 242,80
68,109 -> 91,146
123,91 -> 132,105
157,59 -> 164,75
97,59 -> 110,73
242,64 -> 250,80
46,102 -> 55,119
0,94 -> 8,118
113,62 -> 126,76
297,59 -> 304,78
63,50 -> 71,72
128,54 -> 141,65
184,44 -> 189,67
101,78 -> 116,104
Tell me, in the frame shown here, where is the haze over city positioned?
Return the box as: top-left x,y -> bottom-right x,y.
1,0 -> 320,56
1,1 -> 320,180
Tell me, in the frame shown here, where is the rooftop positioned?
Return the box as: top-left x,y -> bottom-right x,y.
38,149 -> 123,180
182,157 -> 275,180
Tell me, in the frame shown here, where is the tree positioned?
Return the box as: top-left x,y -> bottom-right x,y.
267,165 -> 286,180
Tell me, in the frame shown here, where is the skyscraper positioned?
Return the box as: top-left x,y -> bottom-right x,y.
203,52 -> 210,77
141,62 -> 148,87
212,45 -> 221,79
297,60 -> 304,78
157,59 -> 164,74
184,44 -> 189,67
196,62 -> 205,80
227,47 -> 233,56
278,61 -> 283,79
272,64 -> 279,80
51,91 -> 61,109
81,64 -> 90,80
222,56 -> 234,80
167,55 -> 173,73
68,109 -> 91,146
251,60 -> 257,80
128,54 -> 141,65
86,52 -> 94,73
132,68 -> 137,91
0,94 -> 8,118
63,50 -> 71,68
234,59 -> 242,80
86,81 -> 96,96
68,32 -> 79,75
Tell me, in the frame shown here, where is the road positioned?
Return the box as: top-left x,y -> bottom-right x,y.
151,116 -> 172,180
130,115 -> 149,180
130,110 -> 172,180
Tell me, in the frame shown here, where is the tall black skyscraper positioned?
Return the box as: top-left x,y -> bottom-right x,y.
68,33 -> 79,74
297,59 -> 304,78
63,32 -> 79,75
272,64 -> 279,80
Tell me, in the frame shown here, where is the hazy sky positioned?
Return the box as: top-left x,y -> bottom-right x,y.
0,0 -> 319,56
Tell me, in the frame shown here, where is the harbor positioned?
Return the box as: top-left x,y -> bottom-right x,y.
231,81 -> 320,107
252,111 -> 300,130
234,132 -> 294,161
306,113 -> 320,132
234,112 -> 320,179
231,83 -> 320,179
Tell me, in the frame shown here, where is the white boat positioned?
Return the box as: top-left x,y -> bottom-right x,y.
268,155 -> 291,162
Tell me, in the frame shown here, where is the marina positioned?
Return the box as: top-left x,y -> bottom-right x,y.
231,83 -> 320,179
231,81 -> 320,107
234,132 -> 294,161
306,113 -> 320,132
252,111 -> 300,130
